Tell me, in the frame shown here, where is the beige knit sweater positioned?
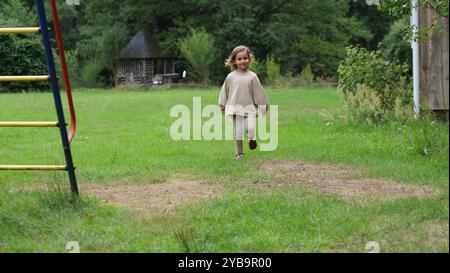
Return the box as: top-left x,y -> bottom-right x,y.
218,70 -> 269,116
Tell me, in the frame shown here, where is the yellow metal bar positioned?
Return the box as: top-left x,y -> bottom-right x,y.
0,165 -> 67,171
0,122 -> 58,127
0,75 -> 50,82
0,27 -> 40,34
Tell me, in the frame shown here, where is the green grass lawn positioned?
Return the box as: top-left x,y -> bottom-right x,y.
0,87 -> 448,252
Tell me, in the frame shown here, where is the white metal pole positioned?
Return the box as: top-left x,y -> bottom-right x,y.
411,0 -> 420,118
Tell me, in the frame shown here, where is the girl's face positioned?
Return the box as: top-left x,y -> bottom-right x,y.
234,50 -> 250,72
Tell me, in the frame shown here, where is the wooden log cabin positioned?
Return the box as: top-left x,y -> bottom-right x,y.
115,30 -> 178,86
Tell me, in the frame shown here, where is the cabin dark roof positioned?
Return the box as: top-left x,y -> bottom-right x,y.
118,30 -> 162,59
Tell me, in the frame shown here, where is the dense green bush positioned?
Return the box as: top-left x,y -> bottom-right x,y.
177,29 -> 216,86
0,35 -> 49,92
266,55 -> 281,86
0,0 -> 36,28
77,23 -> 130,88
81,62 -> 109,88
298,64 -> 314,88
337,46 -> 413,124
250,57 -> 264,79
338,84 -> 387,125
65,49 -> 81,88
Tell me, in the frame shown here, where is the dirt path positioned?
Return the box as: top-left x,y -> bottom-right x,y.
78,160 -> 441,217
257,160 -> 440,204
84,178 -> 221,218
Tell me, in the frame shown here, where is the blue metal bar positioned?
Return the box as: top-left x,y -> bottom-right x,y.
35,0 -> 79,195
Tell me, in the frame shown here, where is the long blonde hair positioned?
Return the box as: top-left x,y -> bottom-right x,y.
225,45 -> 254,71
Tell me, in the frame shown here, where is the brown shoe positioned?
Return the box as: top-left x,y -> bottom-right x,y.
249,140 -> 257,150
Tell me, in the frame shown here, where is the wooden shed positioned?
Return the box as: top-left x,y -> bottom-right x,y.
115,30 -> 178,86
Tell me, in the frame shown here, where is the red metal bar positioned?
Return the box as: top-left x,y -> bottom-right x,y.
49,0 -> 76,143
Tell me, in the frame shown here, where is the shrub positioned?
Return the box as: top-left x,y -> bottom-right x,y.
0,35 -> 49,92
266,55 -> 281,86
338,84 -> 387,125
298,64 -> 314,88
65,49 -> 81,88
81,62 -> 106,88
51,48 -> 82,89
337,46 -> 412,124
0,0 -> 36,28
251,57 -> 264,78
178,28 -> 216,86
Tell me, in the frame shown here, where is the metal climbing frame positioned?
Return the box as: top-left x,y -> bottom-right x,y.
0,0 -> 79,195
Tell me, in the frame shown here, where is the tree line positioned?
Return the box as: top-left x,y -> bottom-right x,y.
0,0 -> 444,90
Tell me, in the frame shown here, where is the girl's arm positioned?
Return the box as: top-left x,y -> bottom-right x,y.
252,75 -> 269,115
218,78 -> 229,114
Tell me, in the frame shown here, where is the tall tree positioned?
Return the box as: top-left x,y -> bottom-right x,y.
3,0 -> 378,86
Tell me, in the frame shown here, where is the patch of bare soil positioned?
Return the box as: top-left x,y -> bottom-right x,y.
16,177 -> 222,218
83,178 -> 222,218
15,160 -> 440,216
258,161 -> 440,203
